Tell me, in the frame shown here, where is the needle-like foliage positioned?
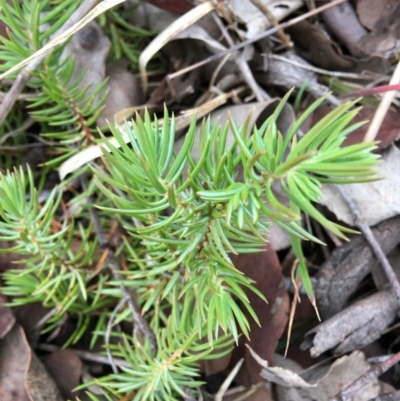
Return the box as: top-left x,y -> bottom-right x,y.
0,87 -> 379,399
0,1 -> 382,398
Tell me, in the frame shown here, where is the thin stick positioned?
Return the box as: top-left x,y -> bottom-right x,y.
106,298 -> 127,374
80,175 -> 157,356
265,54 -> 377,80
330,350 -> 400,401
211,12 -> 268,102
37,343 -> 131,368
167,0 -> 346,82
249,0 -> 291,48
363,60 -> 400,142
215,358 -> 244,401
337,185 -> 400,305
0,0 -> 99,126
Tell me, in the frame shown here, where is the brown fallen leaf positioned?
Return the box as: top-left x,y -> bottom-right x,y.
286,20 -> 389,75
97,60 -> 145,128
43,349 -> 83,401
356,0 -> 399,31
0,324 -> 63,401
229,245 -> 289,387
286,20 -> 355,71
355,1 -> 400,57
310,105 -> 400,150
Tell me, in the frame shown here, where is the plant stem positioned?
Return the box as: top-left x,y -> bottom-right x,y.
80,174 -> 158,356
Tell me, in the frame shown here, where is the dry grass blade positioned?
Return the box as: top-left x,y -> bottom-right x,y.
363,59 -> 400,142
138,1 -> 216,91
0,0 -> 127,80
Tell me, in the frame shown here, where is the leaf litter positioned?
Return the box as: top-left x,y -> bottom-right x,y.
2,0 -> 400,400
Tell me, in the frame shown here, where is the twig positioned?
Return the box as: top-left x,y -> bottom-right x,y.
215,358 -> 244,401
330,351 -> 400,401
0,0 -> 99,126
249,0 -> 291,48
80,175 -> 157,356
363,59 -> 400,142
336,185 -> 400,305
167,0 -> 346,82
37,343 -> 131,368
264,54 -> 377,80
211,12 -> 268,102
106,298 -> 127,374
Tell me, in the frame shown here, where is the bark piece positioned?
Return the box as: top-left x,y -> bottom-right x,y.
316,216 -> 400,319
301,290 -> 397,357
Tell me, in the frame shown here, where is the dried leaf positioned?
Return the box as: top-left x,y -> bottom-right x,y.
301,290 -> 397,357
286,20 -> 389,74
0,325 -> 31,401
229,245 -> 290,386
355,2 -> 400,57
59,21 -> 110,112
97,60 -> 144,127
43,349 -> 83,401
356,0 -> 399,30
321,145 -> 400,227
267,351 -> 381,401
0,325 -> 63,401
226,0 -> 303,39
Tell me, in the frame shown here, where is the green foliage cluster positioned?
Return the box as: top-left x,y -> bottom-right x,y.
0,1 -> 380,400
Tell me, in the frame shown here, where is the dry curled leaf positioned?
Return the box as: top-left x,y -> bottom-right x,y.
226,0 -> 303,40
250,348 -> 380,401
0,325 -> 63,401
43,349 -> 83,401
356,0 -> 399,31
321,145 -> 400,227
229,246 -> 289,387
